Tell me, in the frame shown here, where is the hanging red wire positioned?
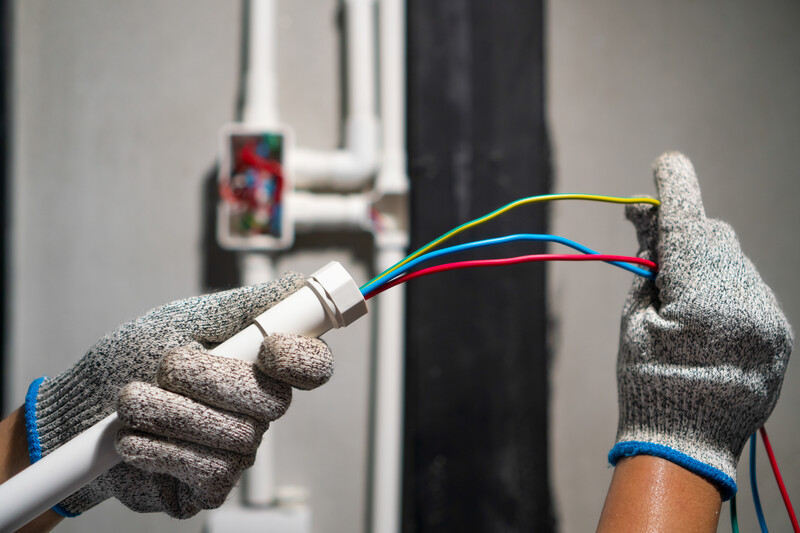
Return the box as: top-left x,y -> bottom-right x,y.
760,426 -> 800,533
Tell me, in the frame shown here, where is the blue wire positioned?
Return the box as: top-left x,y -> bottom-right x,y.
751,433 -> 769,533
360,233 -> 656,296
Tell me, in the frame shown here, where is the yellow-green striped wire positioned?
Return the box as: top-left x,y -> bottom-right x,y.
363,194 -> 660,290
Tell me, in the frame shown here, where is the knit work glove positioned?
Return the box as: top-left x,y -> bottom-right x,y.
609,152 -> 793,500
24,273 -> 334,518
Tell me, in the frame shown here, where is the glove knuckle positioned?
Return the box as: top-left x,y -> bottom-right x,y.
117,382 -> 156,420
157,348 -> 198,386
196,454 -> 254,508
253,379 -> 293,420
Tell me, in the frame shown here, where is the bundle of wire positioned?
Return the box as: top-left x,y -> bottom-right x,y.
359,193 -> 798,532
731,427 -> 799,533
360,193 -> 660,300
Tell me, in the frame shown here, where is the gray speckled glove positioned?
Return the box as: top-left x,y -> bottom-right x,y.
609,152 -> 793,500
24,273 -> 333,518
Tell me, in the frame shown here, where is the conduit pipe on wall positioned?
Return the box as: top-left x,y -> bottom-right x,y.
243,0 -> 280,127
290,0 -> 380,188
376,0 -> 408,196
237,3 -> 409,533
239,0 -> 282,510
370,234 -> 407,533
291,192 -> 372,231
239,253 -> 279,507
369,0 -> 409,531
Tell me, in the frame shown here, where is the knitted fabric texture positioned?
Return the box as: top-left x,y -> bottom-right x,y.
610,152 -> 793,499
27,273 -> 334,518
259,333 -> 335,390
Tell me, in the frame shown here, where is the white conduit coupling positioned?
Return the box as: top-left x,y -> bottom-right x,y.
304,262 -> 368,329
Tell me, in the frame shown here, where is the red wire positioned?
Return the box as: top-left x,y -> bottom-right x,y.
760,426 -> 800,533
364,254 -> 657,300
239,143 -> 284,203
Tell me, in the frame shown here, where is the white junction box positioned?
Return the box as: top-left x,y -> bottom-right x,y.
218,124 -> 294,250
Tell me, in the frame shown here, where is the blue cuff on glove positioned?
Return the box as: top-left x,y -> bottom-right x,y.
608,441 -> 736,501
24,377 -> 81,518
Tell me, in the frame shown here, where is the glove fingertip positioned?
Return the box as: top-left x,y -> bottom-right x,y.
117,381 -> 155,423
156,346 -> 202,389
258,334 -> 333,390
115,428 -> 152,466
624,203 -> 658,257
624,200 -> 656,223
652,151 -> 707,222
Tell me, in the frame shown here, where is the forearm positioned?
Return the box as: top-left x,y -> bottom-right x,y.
597,456 -> 722,533
0,408 -> 64,533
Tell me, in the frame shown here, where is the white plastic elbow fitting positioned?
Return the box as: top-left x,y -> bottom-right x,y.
290,116 -> 380,188
290,192 -> 371,231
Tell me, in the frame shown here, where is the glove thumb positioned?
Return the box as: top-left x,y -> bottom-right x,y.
653,151 -> 707,227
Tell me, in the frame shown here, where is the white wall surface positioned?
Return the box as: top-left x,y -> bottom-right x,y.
9,1 -> 369,532
548,1 -> 800,532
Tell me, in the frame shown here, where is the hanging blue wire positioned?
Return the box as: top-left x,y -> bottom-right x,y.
751,433 -> 769,533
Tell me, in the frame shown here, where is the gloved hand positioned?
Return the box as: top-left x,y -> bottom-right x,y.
24,273 -> 334,518
609,152 -> 793,500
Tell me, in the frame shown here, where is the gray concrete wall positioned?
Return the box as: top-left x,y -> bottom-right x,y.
9,1 -> 368,532
548,1 -> 800,531
9,1 -> 800,532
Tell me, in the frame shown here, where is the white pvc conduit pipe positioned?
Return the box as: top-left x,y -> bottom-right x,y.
243,0 -> 280,127
376,0 -> 408,195
370,238 -> 407,533
239,253 -> 278,506
369,0 -> 409,531
239,0 -> 282,507
291,191 -> 371,230
290,0 -> 380,188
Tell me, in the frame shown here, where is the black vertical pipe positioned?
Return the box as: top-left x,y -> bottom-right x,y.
404,1 -> 553,531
